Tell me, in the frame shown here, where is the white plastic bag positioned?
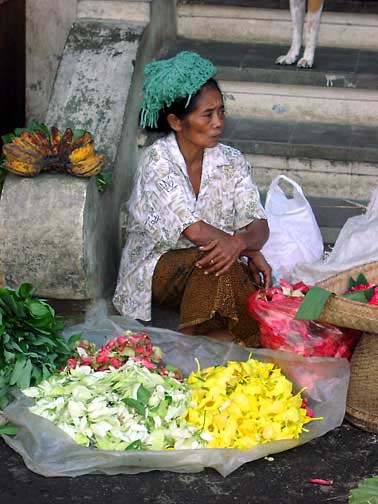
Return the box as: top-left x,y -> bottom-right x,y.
262,175 -> 324,280
292,186 -> 378,285
2,304 -> 349,478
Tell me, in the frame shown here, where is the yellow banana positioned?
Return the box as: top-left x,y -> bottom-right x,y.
51,127 -> 62,154
33,129 -> 51,150
72,131 -> 92,148
3,143 -> 42,164
69,154 -> 105,177
19,131 -> 51,155
3,126 -> 104,178
12,134 -> 45,155
68,142 -> 95,164
5,158 -> 40,176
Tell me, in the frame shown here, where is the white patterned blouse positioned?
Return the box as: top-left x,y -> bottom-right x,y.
113,133 -> 266,321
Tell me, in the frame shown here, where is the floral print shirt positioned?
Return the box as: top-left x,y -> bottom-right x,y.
113,133 -> 266,321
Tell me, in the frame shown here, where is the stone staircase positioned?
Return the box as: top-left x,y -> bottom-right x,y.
157,0 -> 378,244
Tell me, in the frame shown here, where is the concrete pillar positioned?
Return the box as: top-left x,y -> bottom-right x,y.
26,0 -> 78,122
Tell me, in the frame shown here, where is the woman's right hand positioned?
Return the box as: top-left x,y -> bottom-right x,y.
195,234 -> 244,276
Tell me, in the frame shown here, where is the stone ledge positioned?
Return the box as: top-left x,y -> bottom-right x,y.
221,117 -> 378,164
77,0 -> 150,24
178,0 -> 378,14
169,38 -> 378,90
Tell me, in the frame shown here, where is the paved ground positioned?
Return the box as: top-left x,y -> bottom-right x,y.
1,302 -> 377,504
1,421 -> 377,504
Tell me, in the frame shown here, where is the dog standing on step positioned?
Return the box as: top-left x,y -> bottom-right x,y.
276,0 -> 324,68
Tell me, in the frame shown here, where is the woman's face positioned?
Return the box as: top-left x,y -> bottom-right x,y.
173,84 -> 225,149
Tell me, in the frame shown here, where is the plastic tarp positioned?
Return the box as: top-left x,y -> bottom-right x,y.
3,307 -> 350,477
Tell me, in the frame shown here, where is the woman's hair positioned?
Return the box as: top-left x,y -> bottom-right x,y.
143,78 -> 222,133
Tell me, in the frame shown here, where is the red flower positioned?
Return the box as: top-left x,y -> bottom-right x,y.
110,358 -> 122,369
369,288 -> 378,305
105,339 -> 117,350
80,356 -> 94,366
67,358 -> 78,369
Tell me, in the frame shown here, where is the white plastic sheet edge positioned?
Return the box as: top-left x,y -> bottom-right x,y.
2,308 -> 350,478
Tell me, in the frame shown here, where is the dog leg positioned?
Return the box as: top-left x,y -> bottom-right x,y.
297,0 -> 324,68
276,0 -> 306,65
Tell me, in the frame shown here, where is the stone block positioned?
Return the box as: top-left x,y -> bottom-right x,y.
0,20 -> 144,299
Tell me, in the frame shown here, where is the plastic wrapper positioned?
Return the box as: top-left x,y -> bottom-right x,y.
3,302 -> 350,477
247,288 -> 360,359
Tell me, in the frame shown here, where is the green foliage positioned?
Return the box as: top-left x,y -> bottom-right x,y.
342,287 -> 375,303
1,119 -> 51,146
348,273 -> 369,291
295,286 -> 332,321
96,172 -> 113,193
0,283 -> 79,407
0,423 -> 19,436
349,476 -> 378,504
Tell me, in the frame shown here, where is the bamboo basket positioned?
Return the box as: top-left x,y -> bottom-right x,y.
316,262 -> 378,333
316,262 -> 378,432
345,332 -> 378,433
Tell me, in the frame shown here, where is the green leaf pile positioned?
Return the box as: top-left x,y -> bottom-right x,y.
349,476 -> 378,504
0,283 -> 79,408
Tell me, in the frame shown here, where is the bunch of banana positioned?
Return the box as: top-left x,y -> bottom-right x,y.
2,127 -> 105,177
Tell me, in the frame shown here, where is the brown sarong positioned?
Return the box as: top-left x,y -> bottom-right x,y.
152,248 -> 260,347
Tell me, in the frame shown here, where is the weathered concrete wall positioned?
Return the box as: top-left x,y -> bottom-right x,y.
1,0 -> 179,301
111,0 -> 178,258
25,0 -> 153,124
26,0 -> 77,122
0,21 -> 144,299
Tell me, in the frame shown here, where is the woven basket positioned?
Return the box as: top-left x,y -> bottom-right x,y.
345,332 -> 378,433
316,262 -> 378,332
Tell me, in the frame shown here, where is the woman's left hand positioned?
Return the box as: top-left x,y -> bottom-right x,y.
247,250 -> 272,288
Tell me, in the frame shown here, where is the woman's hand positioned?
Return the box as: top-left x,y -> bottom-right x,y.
195,234 -> 244,276
247,251 -> 272,288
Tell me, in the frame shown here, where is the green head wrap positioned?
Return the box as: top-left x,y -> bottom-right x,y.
140,51 -> 217,129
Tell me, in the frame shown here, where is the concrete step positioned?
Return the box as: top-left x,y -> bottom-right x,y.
169,39 -> 378,90
177,2 -> 378,50
220,79 -> 378,126
165,40 -> 378,126
222,117 -> 378,164
219,117 -> 378,203
138,114 -> 378,201
77,0 -> 150,23
179,0 -> 378,14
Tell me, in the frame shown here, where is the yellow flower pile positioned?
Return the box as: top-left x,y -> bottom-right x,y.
185,358 -> 317,450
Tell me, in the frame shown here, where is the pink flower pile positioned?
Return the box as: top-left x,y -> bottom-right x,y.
66,331 -> 183,381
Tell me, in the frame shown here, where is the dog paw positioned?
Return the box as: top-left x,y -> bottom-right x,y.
275,53 -> 299,65
297,57 -> 314,68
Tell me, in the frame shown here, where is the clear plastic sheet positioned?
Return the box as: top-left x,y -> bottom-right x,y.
3,302 -> 350,477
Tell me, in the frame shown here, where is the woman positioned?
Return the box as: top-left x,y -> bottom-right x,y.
113,51 -> 271,347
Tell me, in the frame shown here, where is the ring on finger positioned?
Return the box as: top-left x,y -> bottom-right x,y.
210,259 -> 215,265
